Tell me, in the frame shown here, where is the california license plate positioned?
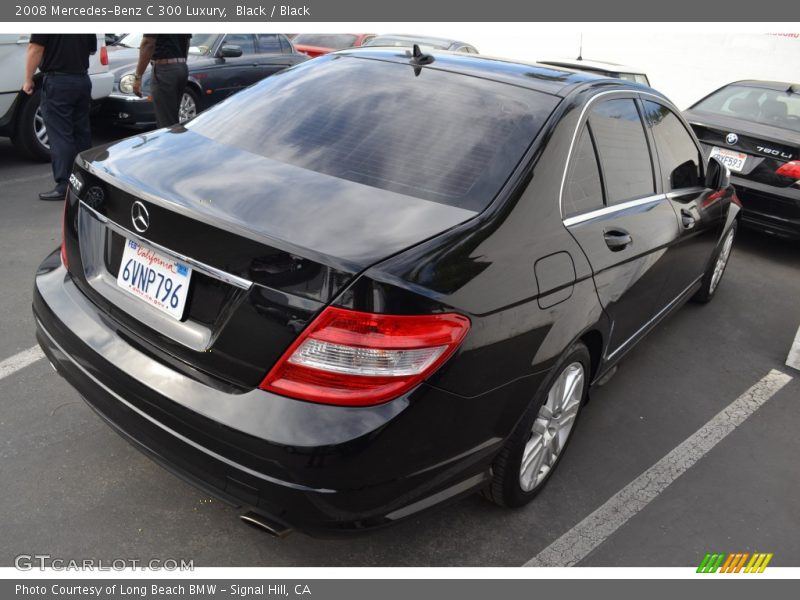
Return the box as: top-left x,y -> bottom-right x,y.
710,146 -> 747,172
116,239 -> 192,320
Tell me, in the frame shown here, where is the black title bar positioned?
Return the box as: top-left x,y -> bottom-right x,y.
4,0 -> 800,22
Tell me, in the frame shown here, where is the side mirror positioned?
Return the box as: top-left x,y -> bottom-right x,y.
218,44 -> 243,58
705,156 -> 731,190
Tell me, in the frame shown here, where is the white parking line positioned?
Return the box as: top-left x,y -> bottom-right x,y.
787,325 -> 800,372
0,346 -> 45,383
523,369 -> 793,567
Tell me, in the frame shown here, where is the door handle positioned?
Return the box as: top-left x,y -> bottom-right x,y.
603,228 -> 632,251
680,209 -> 697,229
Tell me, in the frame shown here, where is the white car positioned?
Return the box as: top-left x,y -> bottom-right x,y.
538,58 -> 651,86
0,34 -> 114,160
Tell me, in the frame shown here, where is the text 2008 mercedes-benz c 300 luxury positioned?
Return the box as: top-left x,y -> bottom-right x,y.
33,48 -> 739,536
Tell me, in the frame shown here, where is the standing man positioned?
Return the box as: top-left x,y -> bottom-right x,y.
23,34 -> 96,201
132,34 -> 191,128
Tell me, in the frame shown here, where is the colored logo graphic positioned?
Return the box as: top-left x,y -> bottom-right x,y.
697,552 -> 773,573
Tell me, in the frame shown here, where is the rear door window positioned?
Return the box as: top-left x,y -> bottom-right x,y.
187,56 -> 559,211
588,98 -> 655,204
643,101 -> 703,191
256,34 -> 283,54
563,124 -> 604,218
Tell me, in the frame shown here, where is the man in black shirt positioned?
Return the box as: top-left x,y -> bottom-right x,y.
133,34 -> 191,128
23,34 -> 96,201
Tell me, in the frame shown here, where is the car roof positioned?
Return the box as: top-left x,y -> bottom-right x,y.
335,48 -> 650,97
722,80 -> 800,93
539,58 -> 648,75
367,34 -> 470,48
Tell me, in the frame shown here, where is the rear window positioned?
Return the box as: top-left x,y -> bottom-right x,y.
292,34 -> 358,49
693,84 -> 800,133
187,56 -> 558,211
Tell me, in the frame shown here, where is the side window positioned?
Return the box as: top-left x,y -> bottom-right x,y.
643,101 -> 702,191
257,34 -> 282,54
564,124 -> 604,218
588,98 -> 655,204
222,34 -> 256,55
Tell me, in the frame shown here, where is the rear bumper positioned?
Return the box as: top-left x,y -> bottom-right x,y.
33,251 -> 505,535
732,176 -> 800,239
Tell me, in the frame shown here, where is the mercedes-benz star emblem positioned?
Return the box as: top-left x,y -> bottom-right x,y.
726,132 -> 738,145
131,201 -> 150,233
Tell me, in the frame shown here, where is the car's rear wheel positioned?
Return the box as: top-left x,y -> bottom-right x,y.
11,89 -> 51,162
483,342 -> 590,507
179,87 -> 199,123
692,221 -> 737,304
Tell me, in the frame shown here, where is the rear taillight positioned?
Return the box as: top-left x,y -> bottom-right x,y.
260,307 -> 471,406
775,160 -> 800,179
100,46 -> 108,66
60,197 -> 69,269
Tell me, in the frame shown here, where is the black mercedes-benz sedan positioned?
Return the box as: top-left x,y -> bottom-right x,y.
684,80 -> 800,239
33,49 -> 739,536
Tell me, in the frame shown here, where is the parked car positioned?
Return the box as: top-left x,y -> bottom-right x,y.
100,33 -> 306,129
684,80 -> 800,239
291,33 -> 375,57
539,58 -> 650,86
0,34 -> 113,161
34,49 -> 738,536
363,34 -> 478,53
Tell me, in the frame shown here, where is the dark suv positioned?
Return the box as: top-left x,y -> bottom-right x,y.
34,49 -> 739,536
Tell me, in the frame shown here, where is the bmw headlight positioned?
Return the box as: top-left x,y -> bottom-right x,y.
119,73 -> 135,94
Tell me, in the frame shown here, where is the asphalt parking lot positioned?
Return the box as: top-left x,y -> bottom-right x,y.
1,127 -> 799,568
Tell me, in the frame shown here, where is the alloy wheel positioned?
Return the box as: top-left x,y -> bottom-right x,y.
519,362 -> 585,492
34,105 -> 49,149
179,92 -> 197,123
709,227 -> 735,294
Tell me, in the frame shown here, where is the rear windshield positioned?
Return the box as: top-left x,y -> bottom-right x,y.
292,34 -> 358,49
187,56 -> 558,211
693,84 -> 800,133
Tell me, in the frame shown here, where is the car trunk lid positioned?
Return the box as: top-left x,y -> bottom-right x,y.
65,132 -> 476,388
684,109 -> 800,188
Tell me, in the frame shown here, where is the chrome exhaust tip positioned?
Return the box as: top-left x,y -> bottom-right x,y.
240,512 -> 292,538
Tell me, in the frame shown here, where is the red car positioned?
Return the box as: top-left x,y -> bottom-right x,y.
292,33 -> 376,57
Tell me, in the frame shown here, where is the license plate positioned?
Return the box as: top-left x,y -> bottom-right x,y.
116,239 -> 192,320
709,146 -> 747,172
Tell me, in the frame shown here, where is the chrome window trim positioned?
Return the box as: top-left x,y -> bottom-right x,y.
80,200 -> 253,290
559,89 -> 680,223
666,185 -> 707,199
563,193 -> 666,227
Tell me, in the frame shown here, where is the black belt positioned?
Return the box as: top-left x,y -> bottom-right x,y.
43,71 -> 88,76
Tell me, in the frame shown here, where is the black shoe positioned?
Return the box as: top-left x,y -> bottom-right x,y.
39,187 -> 66,201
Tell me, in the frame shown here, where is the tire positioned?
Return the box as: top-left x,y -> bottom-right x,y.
691,220 -> 737,304
178,87 -> 200,124
483,342 -> 591,508
11,88 -> 51,162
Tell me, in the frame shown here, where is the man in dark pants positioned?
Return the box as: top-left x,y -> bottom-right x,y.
132,34 -> 191,128
23,34 -> 96,201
